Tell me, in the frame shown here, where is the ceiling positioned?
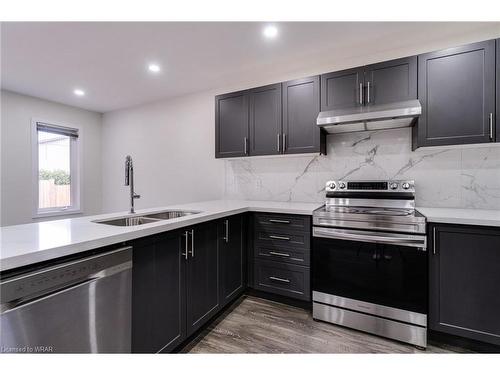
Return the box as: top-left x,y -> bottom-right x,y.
2,22 -> 499,113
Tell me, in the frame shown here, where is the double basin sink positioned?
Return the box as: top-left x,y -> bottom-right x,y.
94,210 -> 201,226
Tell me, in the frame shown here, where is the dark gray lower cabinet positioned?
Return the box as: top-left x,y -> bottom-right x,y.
416,39 -> 496,148
132,231 -> 186,353
185,221 -> 220,336
429,224 -> 500,346
219,215 -> 246,307
251,213 -> 311,302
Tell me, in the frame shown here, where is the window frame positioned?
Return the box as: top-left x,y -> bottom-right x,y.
31,118 -> 82,218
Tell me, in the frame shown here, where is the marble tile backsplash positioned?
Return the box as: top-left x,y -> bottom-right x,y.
224,128 -> 500,209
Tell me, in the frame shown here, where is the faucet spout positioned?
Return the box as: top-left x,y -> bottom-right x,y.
124,155 -> 140,214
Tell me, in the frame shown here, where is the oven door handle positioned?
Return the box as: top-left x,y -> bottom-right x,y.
313,227 -> 427,249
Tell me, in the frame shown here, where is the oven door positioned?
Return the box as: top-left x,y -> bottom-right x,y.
312,227 -> 427,314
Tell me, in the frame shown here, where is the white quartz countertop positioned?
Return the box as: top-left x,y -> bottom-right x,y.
416,207 -> 500,227
0,200 -> 322,272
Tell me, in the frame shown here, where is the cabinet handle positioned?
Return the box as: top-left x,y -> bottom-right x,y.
367,81 -> 371,104
269,235 -> 290,241
269,219 -> 291,224
182,230 -> 189,260
489,113 -> 494,140
224,219 -> 229,243
359,83 -> 363,105
277,133 -> 280,152
189,229 -> 195,258
269,276 -> 290,283
244,137 -> 248,155
269,251 -> 290,258
432,227 -> 436,255
282,133 -> 286,152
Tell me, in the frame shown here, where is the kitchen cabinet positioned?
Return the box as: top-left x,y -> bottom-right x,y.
249,84 -> 282,156
321,67 -> 365,111
251,213 -> 311,301
132,231 -> 186,353
215,77 -> 324,158
497,38 -> 500,142
416,40 -> 496,148
219,214 -> 246,308
282,76 -> 325,154
429,223 -> 500,346
185,220 -> 220,336
320,56 -> 416,111
364,56 -> 417,105
215,90 -> 249,158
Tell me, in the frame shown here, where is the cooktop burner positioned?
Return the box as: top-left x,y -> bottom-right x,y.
360,208 -> 413,216
326,206 -> 360,214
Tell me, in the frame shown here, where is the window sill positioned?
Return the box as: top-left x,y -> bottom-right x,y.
33,209 -> 83,219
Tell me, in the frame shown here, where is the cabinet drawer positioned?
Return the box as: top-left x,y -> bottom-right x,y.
254,213 -> 311,233
255,226 -> 310,249
254,245 -> 309,266
253,259 -> 310,301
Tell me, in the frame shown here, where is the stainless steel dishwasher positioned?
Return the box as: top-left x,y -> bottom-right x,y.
0,247 -> 132,353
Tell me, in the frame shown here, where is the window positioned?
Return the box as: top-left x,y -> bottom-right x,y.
32,121 -> 81,217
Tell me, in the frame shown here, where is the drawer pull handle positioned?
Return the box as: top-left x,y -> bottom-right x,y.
269,276 -> 290,283
269,219 -> 291,224
269,251 -> 290,257
269,235 -> 290,241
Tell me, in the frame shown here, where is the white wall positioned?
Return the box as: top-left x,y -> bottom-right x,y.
101,91 -> 225,213
0,90 -> 102,226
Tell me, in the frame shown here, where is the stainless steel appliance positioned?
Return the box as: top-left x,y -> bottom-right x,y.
316,99 -> 421,134
0,247 -> 132,353
312,180 -> 427,348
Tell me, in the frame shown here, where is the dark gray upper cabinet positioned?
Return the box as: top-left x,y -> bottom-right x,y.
321,67 -> 364,111
429,224 -> 500,346
364,56 -> 417,105
185,221 -> 220,336
132,231 -> 186,353
416,40 -> 496,147
282,76 -> 325,154
219,214 -> 246,307
215,90 -> 249,158
249,84 -> 282,156
496,38 -> 499,142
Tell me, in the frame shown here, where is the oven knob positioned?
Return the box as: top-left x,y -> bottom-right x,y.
339,182 -> 346,189
389,182 -> 398,190
402,182 -> 411,190
328,182 -> 336,190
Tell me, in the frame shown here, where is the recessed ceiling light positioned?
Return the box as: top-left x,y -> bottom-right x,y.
73,89 -> 85,97
263,25 -> 278,39
148,63 -> 161,73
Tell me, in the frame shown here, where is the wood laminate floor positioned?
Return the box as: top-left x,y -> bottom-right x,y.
183,295 -> 472,354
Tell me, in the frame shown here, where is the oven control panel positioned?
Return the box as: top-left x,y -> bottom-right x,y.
325,180 -> 415,193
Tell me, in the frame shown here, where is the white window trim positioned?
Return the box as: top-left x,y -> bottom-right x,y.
31,118 -> 83,218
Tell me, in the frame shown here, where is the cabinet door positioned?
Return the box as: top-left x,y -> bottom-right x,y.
320,67 -> 364,111
215,91 -> 249,158
364,56 -> 417,105
496,38 -> 499,142
249,84 -> 282,156
186,221 -> 220,336
429,224 -> 500,346
417,40 -> 496,147
219,215 -> 245,307
282,76 -> 323,154
132,231 -> 186,353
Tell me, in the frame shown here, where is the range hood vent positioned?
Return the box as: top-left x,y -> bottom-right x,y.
317,99 -> 422,134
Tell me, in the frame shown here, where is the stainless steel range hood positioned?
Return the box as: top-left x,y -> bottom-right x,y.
317,99 -> 422,134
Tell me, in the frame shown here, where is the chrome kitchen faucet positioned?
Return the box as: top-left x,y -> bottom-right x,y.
124,155 -> 141,214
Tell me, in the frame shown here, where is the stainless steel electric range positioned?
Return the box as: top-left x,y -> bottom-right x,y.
312,180 -> 428,348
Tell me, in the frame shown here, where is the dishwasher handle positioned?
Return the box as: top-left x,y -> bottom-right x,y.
0,246 -> 132,307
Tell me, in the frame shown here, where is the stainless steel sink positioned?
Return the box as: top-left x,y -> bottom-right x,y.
143,210 -> 200,220
93,210 -> 201,226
